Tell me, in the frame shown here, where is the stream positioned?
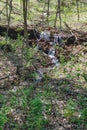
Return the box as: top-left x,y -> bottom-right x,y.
35,30 -> 62,82
9,30 -> 63,91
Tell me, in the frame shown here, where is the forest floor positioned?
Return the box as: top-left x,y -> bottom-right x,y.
0,23 -> 87,130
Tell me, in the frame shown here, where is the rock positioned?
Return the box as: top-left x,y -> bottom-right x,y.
48,47 -> 55,56
40,31 -> 50,40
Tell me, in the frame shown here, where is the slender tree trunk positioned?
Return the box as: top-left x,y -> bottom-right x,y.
0,2 -> 2,20
54,0 -> 62,28
47,0 -> 50,26
6,0 -> 9,25
23,0 -> 28,45
54,0 -> 58,27
7,0 -> 12,36
76,0 -> 80,21
58,0 -> 61,28
27,0 -> 30,18
54,0 -> 61,28
6,0 -> 12,40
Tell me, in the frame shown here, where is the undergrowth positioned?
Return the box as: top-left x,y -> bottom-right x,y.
0,31 -> 87,130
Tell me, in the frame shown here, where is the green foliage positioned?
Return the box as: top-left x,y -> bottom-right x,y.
82,73 -> 87,82
26,98 -> 48,130
71,107 -> 87,127
78,96 -> 87,107
12,34 -> 24,51
23,48 -> 34,61
30,98 -> 43,114
0,39 -> 6,47
60,55 -> 66,65
64,99 -> 77,119
0,112 -> 8,128
10,96 -> 19,106
10,89 -> 28,109
0,38 -> 10,50
0,95 -> 8,129
69,96 -> 87,127
5,85 -> 49,130
0,94 -> 5,104
80,108 -> 87,123
23,46 -> 38,67
78,96 -> 87,124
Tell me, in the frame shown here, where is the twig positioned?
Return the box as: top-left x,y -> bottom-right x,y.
71,47 -> 83,56
0,75 -> 9,80
64,22 -> 73,35
0,5 -> 6,15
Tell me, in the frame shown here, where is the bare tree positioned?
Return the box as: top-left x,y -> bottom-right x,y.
54,0 -> 61,28
23,0 -> 28,45
6,0 -> 13,40
58,0 -> 61,28
47,0 -> 50,26
76,0 -> 80,21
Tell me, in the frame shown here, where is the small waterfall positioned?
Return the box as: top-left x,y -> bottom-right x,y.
40,30 -> 61,66
35,31 -> 62,82
40,31 -> 50,40
48,47 -> 59,66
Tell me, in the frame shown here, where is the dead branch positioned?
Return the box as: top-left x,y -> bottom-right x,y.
64,22 -> 73,35
0,5 -> 6,15
0,75 -> 9,80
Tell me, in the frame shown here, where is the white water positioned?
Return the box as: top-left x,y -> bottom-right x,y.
35,31 -> 60,82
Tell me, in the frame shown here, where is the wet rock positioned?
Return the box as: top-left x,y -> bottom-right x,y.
35,69 -> 44,82
40,30 -> 63,46
48,47 -> 55,56
53,33 -> 63,45
51,57 -> 59,65
40,31 -> 50,40
48,47 -> 59,66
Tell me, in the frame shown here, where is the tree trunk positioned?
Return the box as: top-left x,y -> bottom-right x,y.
54,0 -> 61,28
54,0 -> 58,27
58,0 -> 61,28
23,0 -> 28,45
6,0 -> 13,41
47,0 -> 50,26
76,0 -> 80,21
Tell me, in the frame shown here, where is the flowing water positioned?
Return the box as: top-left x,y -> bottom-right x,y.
35,31 -> 61,82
